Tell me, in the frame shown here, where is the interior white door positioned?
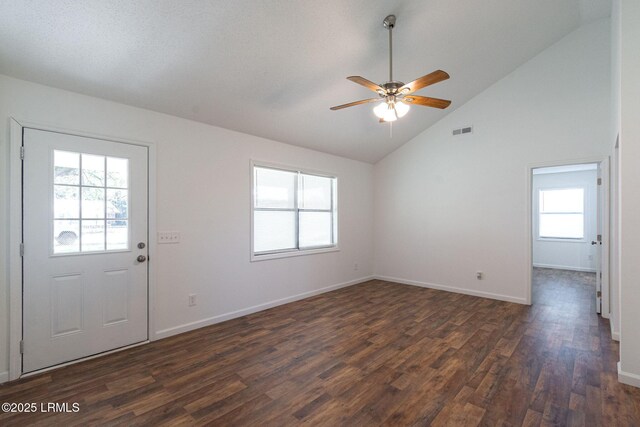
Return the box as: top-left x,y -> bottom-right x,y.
595,164 -> 603,314
23,128 -> 149,373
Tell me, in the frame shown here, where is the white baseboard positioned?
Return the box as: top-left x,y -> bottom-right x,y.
0,371 -> 8,384
533,263 -> 596,273
618,362 -> 640,388
155,276 -> 374,340
374,275 -> 527,305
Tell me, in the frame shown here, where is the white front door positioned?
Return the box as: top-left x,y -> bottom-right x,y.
23,128 -> 149,373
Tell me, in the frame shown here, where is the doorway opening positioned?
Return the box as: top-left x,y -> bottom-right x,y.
529,161 -> 609,318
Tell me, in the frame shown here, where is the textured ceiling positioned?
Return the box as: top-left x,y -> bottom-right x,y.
0,0 -> 610,163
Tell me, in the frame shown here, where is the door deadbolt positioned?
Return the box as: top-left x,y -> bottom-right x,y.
138,242 -> 146,249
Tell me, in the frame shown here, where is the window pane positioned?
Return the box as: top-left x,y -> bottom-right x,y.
107,189 -> 128,219
540,213 -> 584,238
254,211 -> 296,252
53,220 -> 80,253
540,189 -> 584,213
299,212 -> 333,248
54,185 -> 79,219
54,151 -> 80,185
300,174 -> 332,210
255,167 -> 296,209
82,220 -> 105,251
107,157 -> 128,188
81,154 -> 105,186
82,187 -> 105,219
107,220 -> 128,250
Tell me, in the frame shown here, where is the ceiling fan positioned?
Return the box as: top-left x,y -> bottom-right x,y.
330,15 -> 451,123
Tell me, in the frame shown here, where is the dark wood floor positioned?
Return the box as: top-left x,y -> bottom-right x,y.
1,270 -> 639,426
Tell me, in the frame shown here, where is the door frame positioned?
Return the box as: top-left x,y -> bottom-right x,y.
7,117 -> 157,381
526,156 -> 610,315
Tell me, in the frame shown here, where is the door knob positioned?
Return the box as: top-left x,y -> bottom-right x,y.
591,241 -> 597,245
137,255 -> 147,263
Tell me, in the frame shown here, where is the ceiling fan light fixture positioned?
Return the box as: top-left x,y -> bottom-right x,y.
382,104 -> 398,122
373,101 -> 388,119
395,100 -> 410,118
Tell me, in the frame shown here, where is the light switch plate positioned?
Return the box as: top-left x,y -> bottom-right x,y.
158,231 -> 180,244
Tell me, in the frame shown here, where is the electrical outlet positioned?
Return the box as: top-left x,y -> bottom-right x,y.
188,294 -> 197,307
158,231 -> 180,244
476,271 -> 483,280
354,263 -> 359,271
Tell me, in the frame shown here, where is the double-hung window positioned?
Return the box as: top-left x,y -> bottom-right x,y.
252,164 -> 337,259
538,188 -> 585,239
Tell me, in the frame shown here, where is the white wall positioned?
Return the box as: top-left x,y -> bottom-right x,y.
373,19 -> 611,304
532,170 -> 598,272
618,0 -> 640,387
0,74 -> 374,380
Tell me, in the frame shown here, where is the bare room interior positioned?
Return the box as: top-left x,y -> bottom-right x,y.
1,1 -> 639,425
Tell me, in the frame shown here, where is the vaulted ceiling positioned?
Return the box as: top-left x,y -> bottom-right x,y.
0,0 -> 610,163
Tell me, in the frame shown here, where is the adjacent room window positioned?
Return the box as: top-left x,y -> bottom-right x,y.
538,188 -> 584,239
252,164 -> 337,258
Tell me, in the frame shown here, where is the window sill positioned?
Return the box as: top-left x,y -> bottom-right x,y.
251,246 -> 339,262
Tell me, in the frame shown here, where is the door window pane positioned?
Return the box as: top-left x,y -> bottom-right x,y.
107,220 -> 128,250
299,212 -> 332,248
54,151 -> 79,185
255,167 -> 296,209
54,185 -> 79,218
82,187 -> 105,219
107,157 -> 128,188
81,220 -> 105,252
254,211 -> 296,252
52,150 -> 131,254
107,189 -> 128,219
81,154 -> 105,186
53,220 -> 80,253
300,174 -> 332,210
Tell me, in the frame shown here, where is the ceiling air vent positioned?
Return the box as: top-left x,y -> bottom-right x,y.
452,126 -> 473,136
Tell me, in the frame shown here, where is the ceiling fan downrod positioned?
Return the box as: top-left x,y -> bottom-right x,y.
383,15 -> 396,83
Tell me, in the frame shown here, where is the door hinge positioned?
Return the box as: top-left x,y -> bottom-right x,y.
597,291 -> 602,298
597,177 -> 602,185
20,146 -> 24,160
19,243 -> 24,257
20,340 -> 24,354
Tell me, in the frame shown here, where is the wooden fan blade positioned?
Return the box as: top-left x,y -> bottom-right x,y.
403,95 -> 451,109
399,70 -> 449,95
347,76 -> 384,93
330,98 -> 381,110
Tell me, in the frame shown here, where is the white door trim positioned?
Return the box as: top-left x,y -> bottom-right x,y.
7,118 -> 157,382
526,156 -> 610,315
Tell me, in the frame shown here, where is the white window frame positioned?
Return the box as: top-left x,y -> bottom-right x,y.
537,186 -> 586,242
250,161 -> 339,261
